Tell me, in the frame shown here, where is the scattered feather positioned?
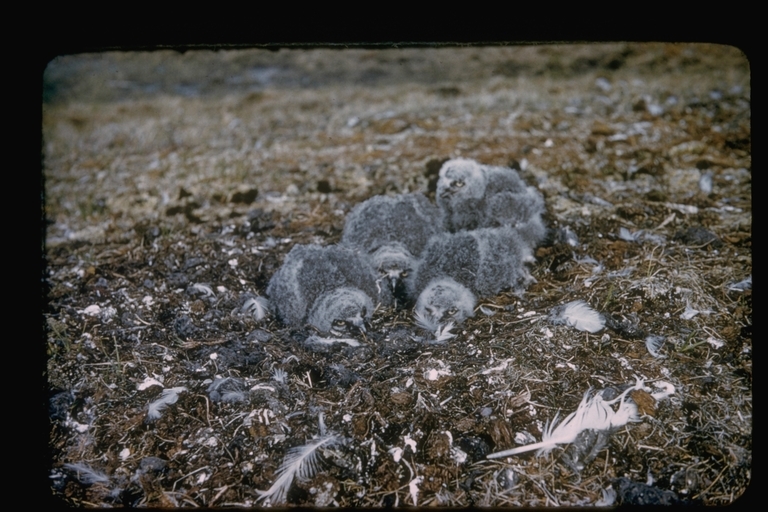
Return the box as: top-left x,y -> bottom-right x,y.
414,310 -> 458,343
572,253 -> 599,266
207,378 -> 247,403
595,486 -> 617,507
305,335 -> 361,347
728,275 -> 752,292
256,435 -> 341,504
137,377 -> 163,391
271,368 -> 288,384
644,335 -> 666,358
408,476 -> 424,506
82,304 -> 101,316
651,381 -> 675,401
190,283 -> 215,297
479,305 -> 497,316
642,232 -> 667,244
64,463 -> 110,485
706,336 -> 725,349
699,170 -> 713,194
147,386 -> 187,420
561,226 -> 580,247
550,300 -> 605,333
680,302 -> 712,320
618,227 -> 643,242
680,304 -> 698,320
241,296 -> 270,321
487,382 -> 647,459
434,322 -> 457,342
414,309 -> 439,333
607,266 -> 635,278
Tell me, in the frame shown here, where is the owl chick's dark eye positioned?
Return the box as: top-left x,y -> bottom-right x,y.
361,307 -> 367,316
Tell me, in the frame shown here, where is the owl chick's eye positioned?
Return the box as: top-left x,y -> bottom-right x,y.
452,180 -> 465,188
447,307 -> 458,316
401,271 -> 409,278
332,319 -> 346,327
361,307 -> 367,317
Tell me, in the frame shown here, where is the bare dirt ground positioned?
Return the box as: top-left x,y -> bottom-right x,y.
44,43 -> 751,507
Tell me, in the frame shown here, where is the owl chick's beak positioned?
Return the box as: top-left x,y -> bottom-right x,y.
386,270 -> 402,292
349,314 -> 366,333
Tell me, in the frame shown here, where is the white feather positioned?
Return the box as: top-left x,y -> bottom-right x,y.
241,296 -> 270,321
64,463 -> 110,484
256,435 -> 340,504
147,386 -> 187,420
551,300 -> 605,333
305,335 -> 361,347
434,322 -> 457,342
487,384 -> 643,459
414,310 -> 457,343
645,335 -> 666,358
414,309 -> 439,333
191,283 -> 215,297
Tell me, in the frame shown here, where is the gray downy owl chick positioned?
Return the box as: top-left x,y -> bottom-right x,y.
436,158 -> 489,232
410,225 -> 536,302
341,193 -> 442,303
266,244 -> 391,333
484,186 -> 547,248
414,277 -> 477,330
307,287 -> 374,335
437,158 -> 545,241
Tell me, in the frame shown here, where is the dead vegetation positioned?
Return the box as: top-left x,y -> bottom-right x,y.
45,43 -> 750,506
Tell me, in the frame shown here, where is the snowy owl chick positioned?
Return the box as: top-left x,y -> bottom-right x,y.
484,186 -> 547,248
307,287 -> 373,335
341,193 -> 442,301
414,277 -> 477,329
266,244 -> 391,333
437,158 -> 545,245
409,225 -> 536,302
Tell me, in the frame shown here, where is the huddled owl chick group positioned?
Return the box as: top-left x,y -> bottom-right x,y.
437,158 -> 546,247
341,193 -> 442,301
266,157 -> 546,336
266,244 -> 392,334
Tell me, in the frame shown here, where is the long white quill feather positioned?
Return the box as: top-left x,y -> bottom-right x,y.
256,435 -> 340,504
487,384 -> 642,459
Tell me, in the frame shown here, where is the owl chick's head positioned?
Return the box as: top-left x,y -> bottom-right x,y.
371,242 -> 416,295
414,277 -> 476,330
437,158 -> 486,201
307,287 -> 373,335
